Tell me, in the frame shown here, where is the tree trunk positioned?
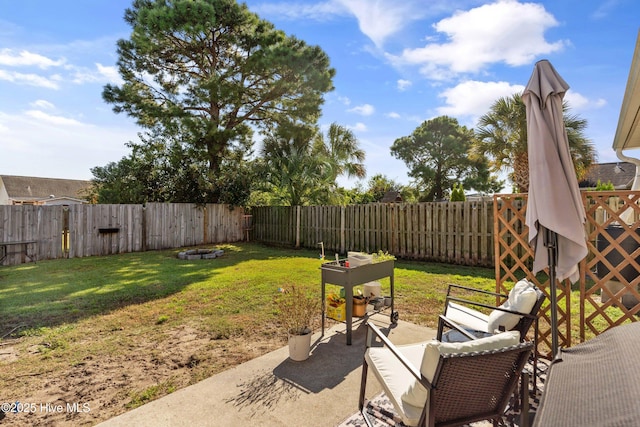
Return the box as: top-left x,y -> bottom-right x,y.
513,151 -> 529,193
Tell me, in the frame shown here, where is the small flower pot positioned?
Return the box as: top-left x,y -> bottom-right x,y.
353,296 -> 367,317
288,329 -> 312,361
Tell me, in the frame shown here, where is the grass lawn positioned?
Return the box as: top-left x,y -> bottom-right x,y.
0,242 -> 499,426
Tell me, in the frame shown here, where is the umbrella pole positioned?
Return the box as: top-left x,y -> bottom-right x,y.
544,227 -> 559,358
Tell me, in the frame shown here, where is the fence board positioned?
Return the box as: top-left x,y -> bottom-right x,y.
0,203 -> 243,265
249,201 -> 495,266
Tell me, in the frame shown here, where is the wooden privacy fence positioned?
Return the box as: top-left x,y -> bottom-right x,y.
0,203 -> 245,265
495,191 -> 640,356
250,201 -> 494,266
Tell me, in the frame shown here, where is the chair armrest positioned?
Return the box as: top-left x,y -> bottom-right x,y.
365,322 -> 426,386
447,283 -> 508,300
445,296 -> 535,320
437,315 -> 478,341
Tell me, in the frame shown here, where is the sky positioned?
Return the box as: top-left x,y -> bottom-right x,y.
1,0 -> 639,191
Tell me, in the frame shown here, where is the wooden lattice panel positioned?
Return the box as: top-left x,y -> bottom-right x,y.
493,194 -> 571,356
582,191 -> 640,340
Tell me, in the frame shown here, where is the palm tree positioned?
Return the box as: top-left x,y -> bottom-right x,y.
312,123 -> 366,181
474,93 -> 596,192
258,122 -> 366,205
259,126 -> 333,206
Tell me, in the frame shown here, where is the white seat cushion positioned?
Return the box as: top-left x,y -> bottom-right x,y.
365,342 -> 427,426
445,301 -> 490,332
400,330 -> 521,409
486,279 -> 538,333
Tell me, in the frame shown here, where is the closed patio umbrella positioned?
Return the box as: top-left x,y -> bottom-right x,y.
523,59 -> 588,358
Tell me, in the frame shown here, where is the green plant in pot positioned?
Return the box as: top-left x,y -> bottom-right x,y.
276,285 -> 321,361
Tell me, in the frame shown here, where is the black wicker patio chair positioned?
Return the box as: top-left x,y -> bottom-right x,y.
359,322 -> 533,427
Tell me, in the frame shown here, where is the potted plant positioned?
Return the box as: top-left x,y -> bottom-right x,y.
276,285 -> 321,361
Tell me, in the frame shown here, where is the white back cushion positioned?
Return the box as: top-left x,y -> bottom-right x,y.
486,280 -> 538,333
400,330 -> 521,407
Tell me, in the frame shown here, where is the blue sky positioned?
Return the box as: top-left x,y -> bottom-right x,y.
1,0 -> 638,190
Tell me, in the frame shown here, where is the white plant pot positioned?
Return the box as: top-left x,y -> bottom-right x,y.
288,331 -> 312,361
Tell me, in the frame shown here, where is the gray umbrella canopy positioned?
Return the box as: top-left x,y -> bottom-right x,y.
523,59 -> 588,356
524,60 -> 588,283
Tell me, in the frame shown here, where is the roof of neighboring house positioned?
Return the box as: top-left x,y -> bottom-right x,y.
0,175 -> 92,202
380,191 -> 402,203
579,162 -> 637,189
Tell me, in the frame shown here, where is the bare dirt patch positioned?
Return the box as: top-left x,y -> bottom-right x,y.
0,324 -> 284,426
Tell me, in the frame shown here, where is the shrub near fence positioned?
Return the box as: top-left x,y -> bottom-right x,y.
0,203 -> 245,266
250,201 -> 494,266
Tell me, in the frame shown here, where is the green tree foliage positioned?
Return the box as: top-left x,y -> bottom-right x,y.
312,123 -> 366,182
390,116 -> 503,202
91,128 -> 253,205
102,0 -> 335,202
450,183 -> 466,201
338,174 -> 417,204
595,179 -> 615,191
474,93 -> 596,192
255,123 -> 365,206
365,174 -> 400,203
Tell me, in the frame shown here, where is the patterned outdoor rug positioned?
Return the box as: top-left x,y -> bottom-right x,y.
337,359 -> 548,427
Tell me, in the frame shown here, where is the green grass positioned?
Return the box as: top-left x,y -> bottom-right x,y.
0,244 -> 320,333
0,243 -> 502,337
0,242 -> 519,421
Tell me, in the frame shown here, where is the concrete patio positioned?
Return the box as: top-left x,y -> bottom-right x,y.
96,313 -> 437,426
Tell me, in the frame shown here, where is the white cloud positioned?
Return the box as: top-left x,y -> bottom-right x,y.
397,79 -> 412,91
30,100 -> 55,110
0,48 -> 65,69
386,112 -> 401,119
335,0 -> 427,47
348,103 -> 375,116
0,110 -> 135,180
0,69 -> 60,89
564,91 -> 607,110
24,110 -> 85,127
591,0 -> 622,20
249,1 -> 346,20
250,0 -> 429,47
69,63 -> 122,85
338,95 -> 351,106
389,0 -> 566,79
250,0 -> 459,48
350,122 -> 368,132
96,64 -> 122,84
437,80 -> 525,120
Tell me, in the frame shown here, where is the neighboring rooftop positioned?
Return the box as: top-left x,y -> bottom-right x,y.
0,175 -> 92,205
380,191 -> 402,203
579,162 -> 636,190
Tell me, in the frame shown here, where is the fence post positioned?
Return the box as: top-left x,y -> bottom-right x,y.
141,204 -> 147,252
340,206 -> 346,254
295,206 -> 301,248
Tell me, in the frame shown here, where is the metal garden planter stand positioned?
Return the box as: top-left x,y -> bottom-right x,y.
320,259 -> 397,345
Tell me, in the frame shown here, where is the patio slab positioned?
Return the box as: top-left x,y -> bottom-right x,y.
96,313 -> 436,427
